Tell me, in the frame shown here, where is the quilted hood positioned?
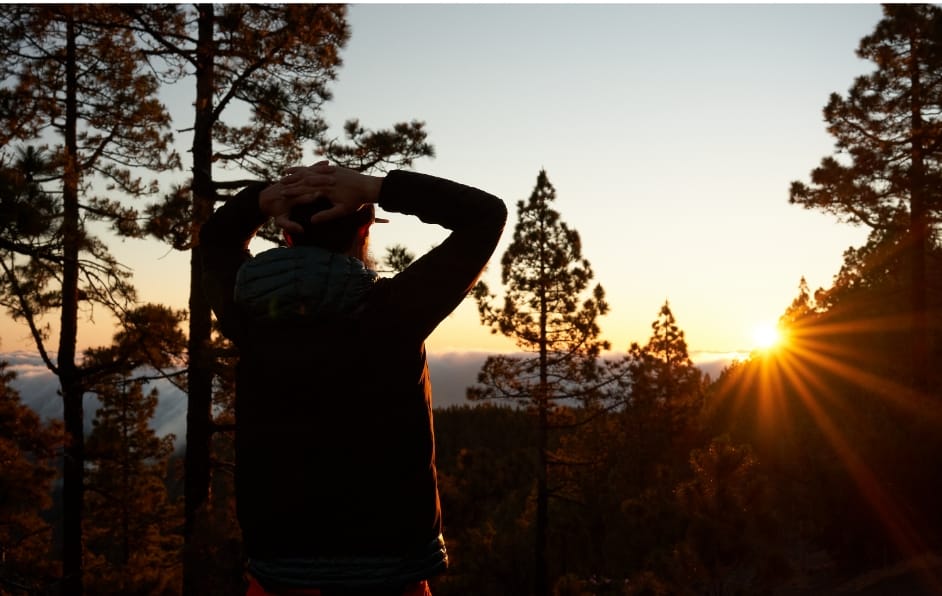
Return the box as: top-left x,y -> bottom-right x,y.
234,246 -> 378,321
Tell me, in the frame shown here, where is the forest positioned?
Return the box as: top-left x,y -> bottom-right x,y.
2,4 -> 942,596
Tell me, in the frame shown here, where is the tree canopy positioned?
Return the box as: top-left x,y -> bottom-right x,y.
471,169 -> 612,596
790,4 -> 942,394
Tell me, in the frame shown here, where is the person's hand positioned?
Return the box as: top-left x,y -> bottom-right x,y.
259,161 -> 335,234
303,165 -> 384,225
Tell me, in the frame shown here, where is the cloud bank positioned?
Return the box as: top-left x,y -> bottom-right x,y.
4,349 -> 741,448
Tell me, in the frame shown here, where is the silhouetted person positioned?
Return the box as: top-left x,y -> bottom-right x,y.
200,162 -> 506,596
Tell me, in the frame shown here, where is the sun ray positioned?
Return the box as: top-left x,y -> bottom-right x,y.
712,320 -> 942,593
774,350 -> 937,569
782,340 -> 929,418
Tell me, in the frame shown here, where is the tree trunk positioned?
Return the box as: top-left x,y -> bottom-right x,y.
908,28 -> 929,397
536,381 -> 548,596
60,11 -> 85,596
535,227 -> 549,596
182,6 -> 216,595
121,386 -> 131,583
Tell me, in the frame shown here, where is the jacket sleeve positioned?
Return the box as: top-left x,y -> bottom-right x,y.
375,170 -> 507,344
199,182 -> 269,343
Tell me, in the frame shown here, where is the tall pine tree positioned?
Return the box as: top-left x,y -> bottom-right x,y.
0,7 -> 178,593
470,169 -> 611,596
789,4 -> 942,396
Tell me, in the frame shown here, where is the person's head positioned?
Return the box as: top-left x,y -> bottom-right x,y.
285,198 -> 375,265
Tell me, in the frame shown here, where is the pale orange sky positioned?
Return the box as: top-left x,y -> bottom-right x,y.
1,5 -> 881,360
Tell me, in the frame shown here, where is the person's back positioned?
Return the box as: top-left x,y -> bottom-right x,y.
200,163 -> 506,595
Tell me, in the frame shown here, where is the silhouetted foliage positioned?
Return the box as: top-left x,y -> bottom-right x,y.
83,379 -> 181,595
381,244 -> 416,275
790,4 -> 942,395
780,9 -> 942,578
80,304 -> 186,594
707,227 -> 942,579
671,436 -> 789,595
619,302 -> 705,490
433,405 -> 536,596
551,304 -> 708,591
471,169 -> 613,596
0,6 -> 179,592
0,359 -> 62,594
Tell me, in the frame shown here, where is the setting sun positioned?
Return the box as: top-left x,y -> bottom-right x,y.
752,322 -> 782,350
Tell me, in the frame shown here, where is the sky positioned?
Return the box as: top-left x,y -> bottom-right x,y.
2,4 -> 885,366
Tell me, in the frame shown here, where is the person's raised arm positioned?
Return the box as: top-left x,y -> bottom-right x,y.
373,170 -> 507,344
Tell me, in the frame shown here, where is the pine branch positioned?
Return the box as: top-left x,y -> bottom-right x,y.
120,8 -> 198,68
210,22 -> 294,124
0,238 -> 63,263
80,125 -> 119,172
547,400 -> 627,432
0,256 -> 58,375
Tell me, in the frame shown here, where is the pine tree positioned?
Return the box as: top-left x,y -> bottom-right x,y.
81,303 -> 186,595
470,169 -> 611,596
777,227 -> 942,559
381,245 -> 416,275
562,303 -> 704,580
781,277 -> 816,327
83,379 -> 181,595
0,359 -> 63,594
673,436 -> 786,594
621,302 -> 704,489
789,4 -> 942,396
0,7 -> 178,593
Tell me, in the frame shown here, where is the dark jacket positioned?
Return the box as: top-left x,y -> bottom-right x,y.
200,171 -> 506,578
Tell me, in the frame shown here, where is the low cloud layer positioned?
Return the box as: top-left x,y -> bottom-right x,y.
4,350 -> 189,450
4,349 -> 740,448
